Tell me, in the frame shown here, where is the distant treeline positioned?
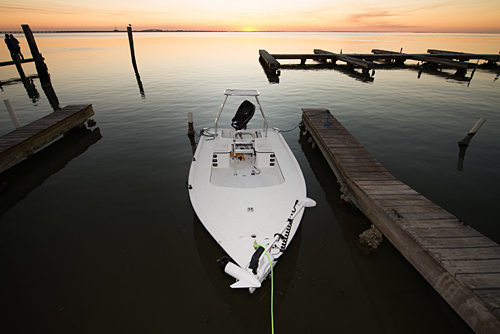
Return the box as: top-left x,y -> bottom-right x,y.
0,29 -> 232,34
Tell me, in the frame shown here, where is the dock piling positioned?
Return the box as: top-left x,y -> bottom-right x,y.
3,100 -> 21,129
458,117 -> 486,146
127,25 -> 137,67
21,25 -> 50,82
21,24 -> 60,110
127,25 -> 145,98
187,112 -> 195,136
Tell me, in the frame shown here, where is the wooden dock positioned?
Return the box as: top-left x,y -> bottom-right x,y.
371,49 -> 477,70
301,108 -> 500,334
259,48 -> 499,74
0,104 -> 94,173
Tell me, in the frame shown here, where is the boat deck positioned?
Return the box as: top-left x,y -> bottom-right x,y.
301,108 -> 500,334
210,153 -> 284,188
188,127 -> 307,268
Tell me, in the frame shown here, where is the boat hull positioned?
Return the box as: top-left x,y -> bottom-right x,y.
188,127 -> 309,289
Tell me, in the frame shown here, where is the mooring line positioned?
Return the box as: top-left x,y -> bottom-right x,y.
279,109 -> 331,132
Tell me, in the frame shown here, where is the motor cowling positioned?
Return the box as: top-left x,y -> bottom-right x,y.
231,100 -> 255,130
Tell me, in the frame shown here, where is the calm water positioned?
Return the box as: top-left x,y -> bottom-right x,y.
1,32 -> 499,333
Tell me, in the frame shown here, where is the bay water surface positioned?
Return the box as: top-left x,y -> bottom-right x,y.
1,32 -> 499,333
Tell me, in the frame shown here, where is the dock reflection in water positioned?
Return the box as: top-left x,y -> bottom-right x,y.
0,126 -> 102,218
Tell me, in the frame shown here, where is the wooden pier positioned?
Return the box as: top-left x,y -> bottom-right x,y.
301,108 -> 500,334
0,104 -> 94,173
259,48 -> 499,75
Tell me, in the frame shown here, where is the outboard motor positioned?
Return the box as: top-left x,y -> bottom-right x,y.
231,100 -> 255,130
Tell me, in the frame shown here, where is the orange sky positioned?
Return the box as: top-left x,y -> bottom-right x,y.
1,0 -> 500,33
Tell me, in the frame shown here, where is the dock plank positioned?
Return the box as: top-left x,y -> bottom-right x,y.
301,108 -> 500,334
474,290 -> 500,311
396,219 -> 465,230
442,259 -> 500,275
457,273 -> 500,290
431,247 -> 500,261
407,227 -> 485,239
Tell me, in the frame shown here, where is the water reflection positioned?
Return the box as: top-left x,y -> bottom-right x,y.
0,126 -> 102,218
263,60 -> 484,84
0,75 -> 40,102
278,63 -> 375,83
415,66 -> 472,83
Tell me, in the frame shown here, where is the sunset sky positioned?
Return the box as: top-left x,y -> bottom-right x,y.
1,0 -> 500,33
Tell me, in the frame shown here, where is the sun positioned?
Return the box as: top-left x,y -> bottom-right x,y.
241,27 -> 256,32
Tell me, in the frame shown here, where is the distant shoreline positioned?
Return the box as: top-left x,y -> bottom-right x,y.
1,30 -> 499,34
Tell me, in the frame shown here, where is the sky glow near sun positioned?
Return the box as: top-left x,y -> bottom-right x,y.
1,0 -> 500,33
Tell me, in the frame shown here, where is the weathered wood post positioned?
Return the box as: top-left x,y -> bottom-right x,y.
21,24 -> 60,110
3,99 -> 21,129
187,112 -> 195,136
458,117 -> 486,146
127,25 -> 137,66
127,25 -> 145,98
457,117 -> 486,171
187,112 -> 197,153
21,25 -> 48,81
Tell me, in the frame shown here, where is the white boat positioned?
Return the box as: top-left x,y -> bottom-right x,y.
188,89 -> 315,293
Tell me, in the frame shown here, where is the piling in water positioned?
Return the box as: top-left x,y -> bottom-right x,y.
187,112 -> 195,136
127,25 -> 145,98
3,100 -> 21,129
458,117 -> 486,146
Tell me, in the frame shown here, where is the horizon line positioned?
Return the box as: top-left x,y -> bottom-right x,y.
2,29 -> 500,34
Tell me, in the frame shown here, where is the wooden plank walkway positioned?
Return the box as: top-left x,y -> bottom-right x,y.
301,108 -> 500,334
0,104 -> 94,173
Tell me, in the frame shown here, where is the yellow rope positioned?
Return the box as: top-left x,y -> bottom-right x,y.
254,242 -> 274,334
